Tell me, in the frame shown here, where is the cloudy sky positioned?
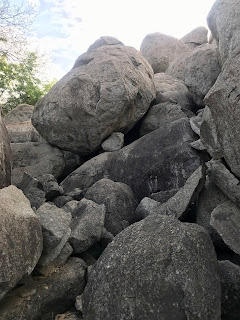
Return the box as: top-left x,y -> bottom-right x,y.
16,0 -> 216,80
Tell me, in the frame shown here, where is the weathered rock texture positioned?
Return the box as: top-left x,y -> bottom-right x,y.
0,112 -> 12,188
140,32 -> 189,73
32,44 -> 156,155
167,43 -> 221,106
61,118 -> 201,202
153,73 -> 195,111
0,258 -> 86,320
207,0 -> 240,65
181,26 -> 208,48
82,215 -> 221,320
85,179 -> 137,235
0,186 -> 43,300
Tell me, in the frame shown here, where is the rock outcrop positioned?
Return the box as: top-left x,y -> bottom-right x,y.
32,43 -> 156,155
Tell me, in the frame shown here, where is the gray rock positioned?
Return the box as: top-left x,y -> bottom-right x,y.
167,43 -> 221,106
36,203 -> 72,266
18,172 -> 45,209
0,186 -> 42,300
101,132 -> 124,151
139,102 -> 193,137
140,32 -> 189,73
190,110 -> 204,136
219,260 -> 240,320
150,188 -> 179,203
66,188 -> 84,201
61,118 -> 201,202
136,166 -> 205,220
207,0 -> 240,65
87,36 -> 124,52
196,177 -> 228,239
3,104 -> 34,125
53,195 -> 73,208
69,199 -> 106,254
204,54 -> 240,178
206,159 -> 240,207
190,139 -> 206,151
200,106 -> 222,158
32,44 -> 156,155
181,26 -> 208,48
6,120 -> 42,143
210,200 -> 240,255
0,258 -> 86,320
153,73 -> 195,111
85,179 -> 137,235
0,111 -> 12,188
38,174 -> 64,201
55,311 -> 83,320
82,215 -> 221,320
11,141 -> 65,186
62,200 -> 80,216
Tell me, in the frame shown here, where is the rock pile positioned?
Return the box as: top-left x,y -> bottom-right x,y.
1,1 -> 240,319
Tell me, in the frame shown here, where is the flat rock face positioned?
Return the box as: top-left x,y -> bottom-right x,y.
140,32 -> 189,73
82,215 -> 221,320
207,0 -> 240,65
167,43 -> 221,106
32,45 -> 156,155
61,118 -> 201,202
4,104 -> 34,125
204,54 -> 240,178
0,186 -> 43,300
0,112 -> 12,188
154,73 -> 195,111
85,179 -> 137,235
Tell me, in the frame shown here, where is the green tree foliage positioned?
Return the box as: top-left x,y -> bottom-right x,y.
0,52 -> 56,114
0,1 -> 57,114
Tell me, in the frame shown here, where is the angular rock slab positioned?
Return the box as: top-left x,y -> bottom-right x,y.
210,200 -> 240,255
0,258 -> 86,320
61,118 -> 201,202
82,215 -> 221,320
140,32 -> 189,73
0,112 -> 12,188
85,179 -> 137,235
207,0 -> 240,65
32,44 -> 156,155
167,43 -> 221,106
204,53 -> 240,178
0,186 -> 43,300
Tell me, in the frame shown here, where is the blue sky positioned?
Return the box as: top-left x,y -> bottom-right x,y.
12,0 -> 216,80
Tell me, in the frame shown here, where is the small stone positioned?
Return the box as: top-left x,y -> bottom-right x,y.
101,132 -> 124,152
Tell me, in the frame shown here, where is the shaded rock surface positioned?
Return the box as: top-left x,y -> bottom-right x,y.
136,165 -> 205,220
69,199 -> 106,254
219,260 -> 240,320
82,215 -> 221,320
167,43 -> 221,106
85,178 -> 137,235
139,102 -> 193,137
0,258 -> 86,320
140,32 -> 189,73
0,111 -> 12,188
101,132 -> 124,151
32,44 -> 156,155
61,118 -> 201,202
0,186 -> 43,300
204,53 -> 240,178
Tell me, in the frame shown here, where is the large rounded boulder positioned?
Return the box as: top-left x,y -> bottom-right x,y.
140,32 -> 189,73
32,42 -> 156,155
82,215 -> 221,320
